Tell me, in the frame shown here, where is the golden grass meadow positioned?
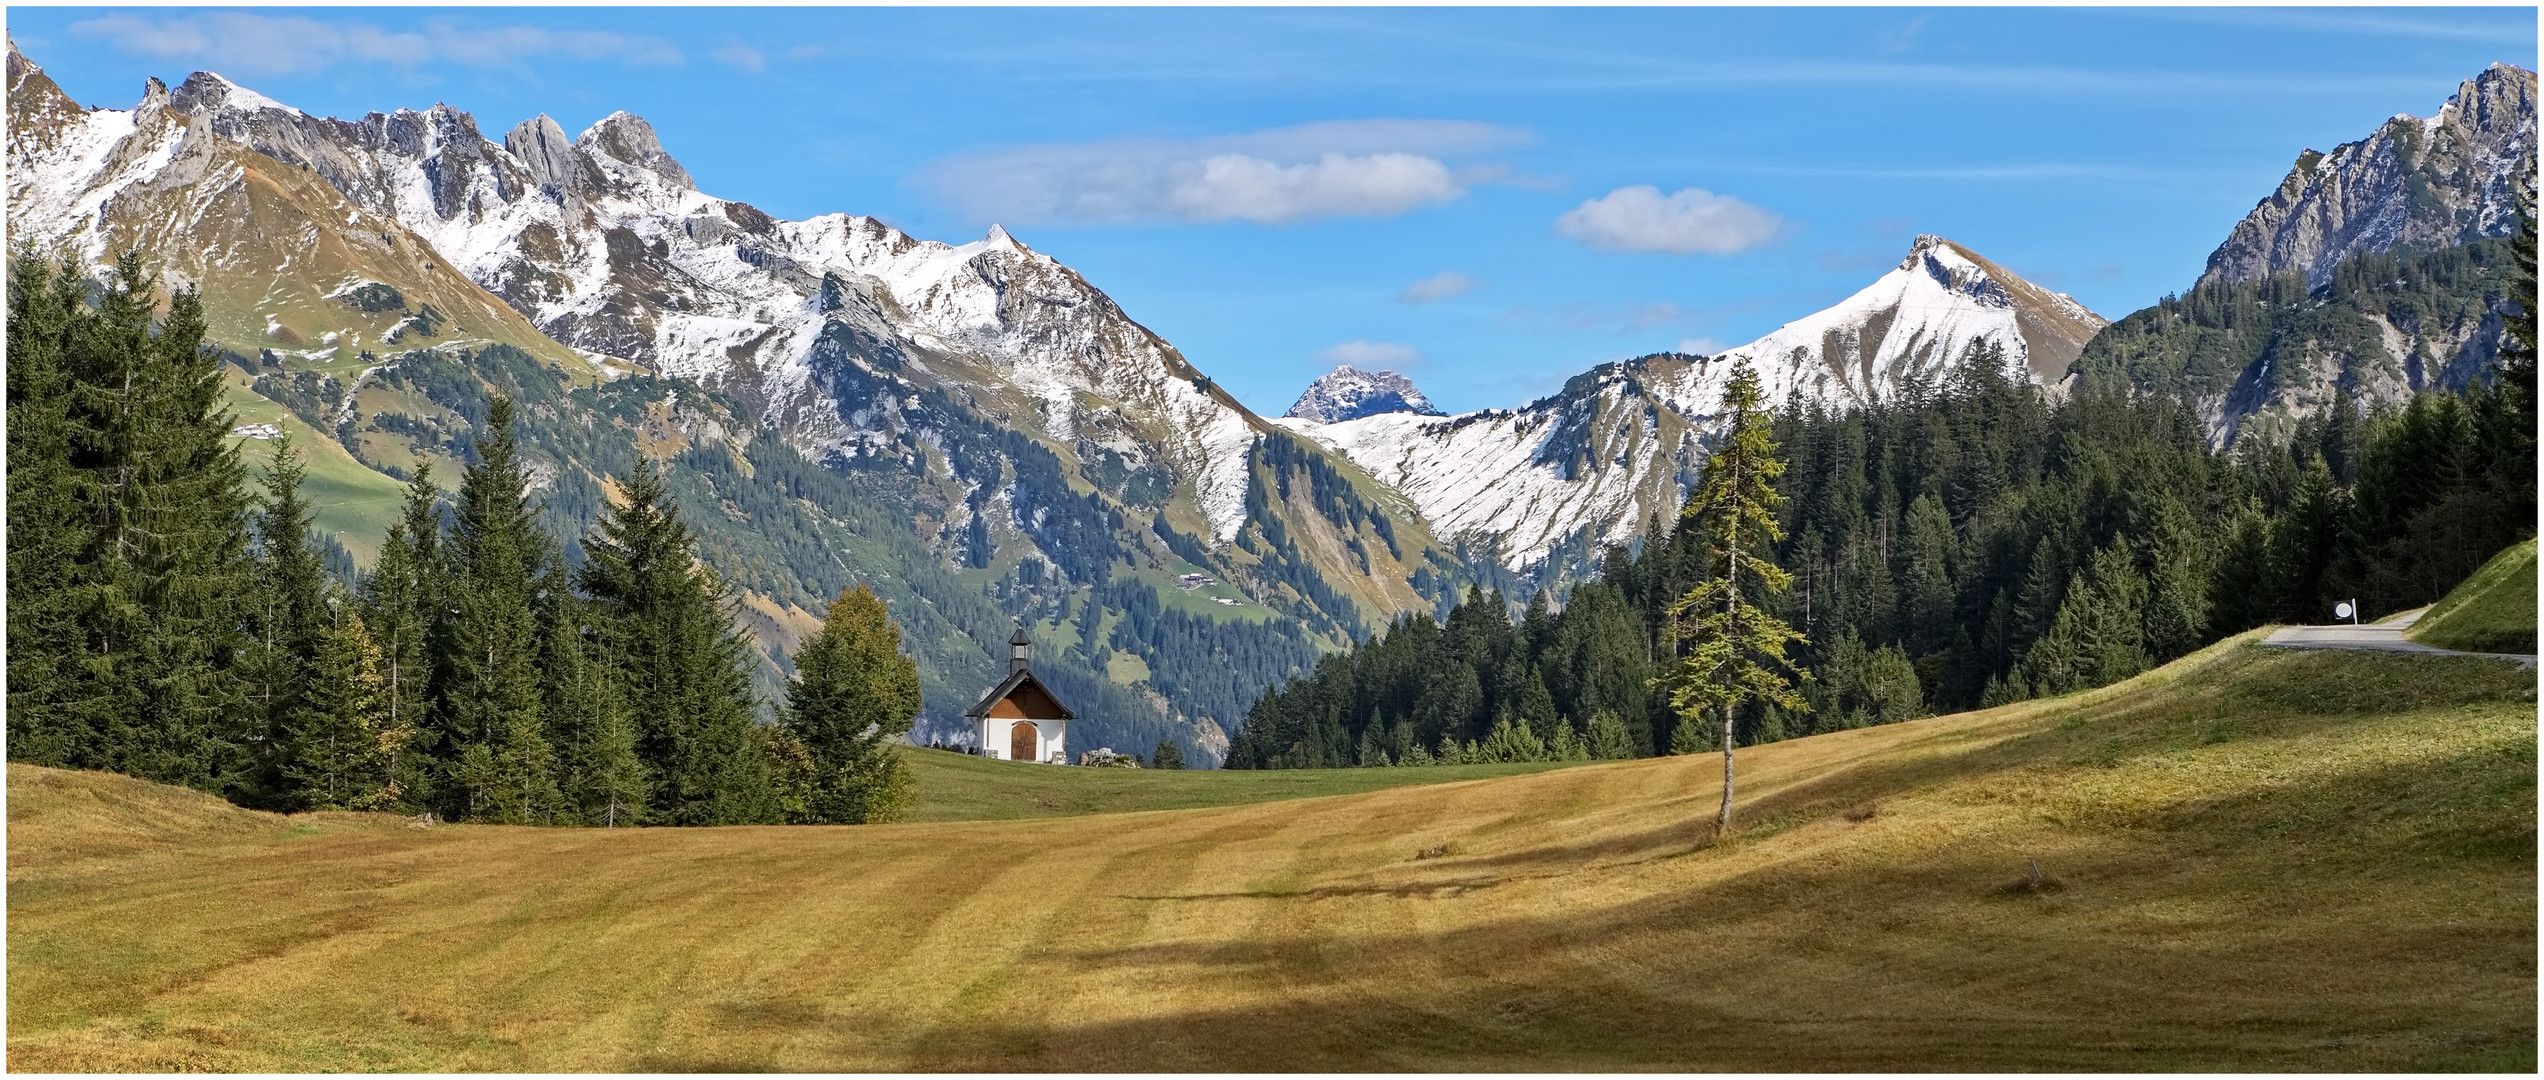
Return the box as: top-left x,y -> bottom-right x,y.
8,632 -> 2534,1071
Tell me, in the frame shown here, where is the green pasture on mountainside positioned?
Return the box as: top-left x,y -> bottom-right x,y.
9,631 -> 2533,1071
2410,536 -> 2539,655
220,379 -> 408,565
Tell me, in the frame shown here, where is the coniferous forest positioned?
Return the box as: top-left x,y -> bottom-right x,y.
7,254 -> 921,824
1226,231 -> 2537,770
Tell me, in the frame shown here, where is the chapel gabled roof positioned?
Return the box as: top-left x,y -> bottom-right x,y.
962,668 -> 1077,720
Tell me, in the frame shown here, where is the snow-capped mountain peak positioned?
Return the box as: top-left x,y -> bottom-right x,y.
1282,365 -> 1443,423
1649,233 -> 2106,418
1277,234 -> 2108,581
177,71 -> 305,118
574,110 -> 693,191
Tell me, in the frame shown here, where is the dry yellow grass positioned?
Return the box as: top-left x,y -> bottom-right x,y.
8,635 -> 2534,1071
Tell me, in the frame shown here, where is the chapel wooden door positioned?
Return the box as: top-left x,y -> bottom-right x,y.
1010,721 -> 1038,762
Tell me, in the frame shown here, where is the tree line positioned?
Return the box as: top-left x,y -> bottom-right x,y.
1227,231 -> 2535,770
8,253 -> 924,824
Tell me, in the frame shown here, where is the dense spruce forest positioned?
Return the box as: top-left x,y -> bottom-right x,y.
7,254 -> 922,824
1226,233 -> 2536,770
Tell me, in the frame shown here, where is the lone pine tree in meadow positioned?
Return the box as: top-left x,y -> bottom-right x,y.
1655,359 -> 1807,832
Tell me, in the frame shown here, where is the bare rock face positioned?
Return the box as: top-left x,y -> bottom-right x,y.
2202,63 -> 2537,288
502,114 -> 591,195
574,111 -> 694,193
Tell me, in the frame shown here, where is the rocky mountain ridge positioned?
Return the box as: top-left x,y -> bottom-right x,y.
2202,63 -> 2536,288
2080,62 -> 2538,447
16,47 -> 1461,632
6,43 -> 1476,759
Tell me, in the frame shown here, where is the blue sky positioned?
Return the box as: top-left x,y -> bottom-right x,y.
9,7 -> 2535,415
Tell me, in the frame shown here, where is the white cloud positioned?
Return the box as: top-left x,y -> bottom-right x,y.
1173,152 -> 1458,224
712,43 -> 766,73
69,12 -> 682,77
1556,185 -> 1781,255
1398,271 -> 1481,304
1678,337 -> 1730,356
1318,341 -> 1425,371
922,119 -> 1527,226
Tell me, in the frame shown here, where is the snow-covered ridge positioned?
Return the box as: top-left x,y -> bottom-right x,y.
1282,235 -> 2108,576
144,64 -> 1275,541
1282,365 -> 1442,423
1278,361 -> 1695,571
1660,234 -> 2105,415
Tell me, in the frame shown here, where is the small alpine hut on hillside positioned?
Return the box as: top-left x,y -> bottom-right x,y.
965,628 -> 1074,763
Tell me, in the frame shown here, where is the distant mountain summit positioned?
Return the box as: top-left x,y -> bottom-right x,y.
1283,366 -> 1443,423
2202,63 -> 2537,288
1690,233 -> 2107,408
1278,234 -> 2106,582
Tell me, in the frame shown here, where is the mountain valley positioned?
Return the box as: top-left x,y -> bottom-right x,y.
7,38 -> 2534,761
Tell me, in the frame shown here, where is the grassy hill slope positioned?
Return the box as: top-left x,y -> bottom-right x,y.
2409,536 -> 2538,654
8,634 -> 2533,1071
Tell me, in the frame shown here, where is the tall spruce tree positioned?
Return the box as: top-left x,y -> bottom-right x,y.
780,584 -> 922,824
360,466 -> 445,810
1654,360 -> 1807,832
242,435 -> 332,807
581,455 -> 774,825
536,550 -> 647,825
15,253 -> 255,790
280,603 -> 399,810
438,397 -> 561,823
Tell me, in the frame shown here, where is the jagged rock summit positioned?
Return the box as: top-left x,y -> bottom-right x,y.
1283,366 -> 1443,423
2202,63 -> 2538,288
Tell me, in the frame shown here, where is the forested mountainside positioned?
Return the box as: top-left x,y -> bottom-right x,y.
5,42 -> 1503,761
2078,238 -> 2523,447
2203,63 -> 2535,288
1270,64 -> 2536,594
1229,313 -> 2535,768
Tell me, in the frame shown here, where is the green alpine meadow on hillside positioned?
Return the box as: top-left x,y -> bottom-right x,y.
7,636 -> 2534,1071
2410,537 -> 2540,654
